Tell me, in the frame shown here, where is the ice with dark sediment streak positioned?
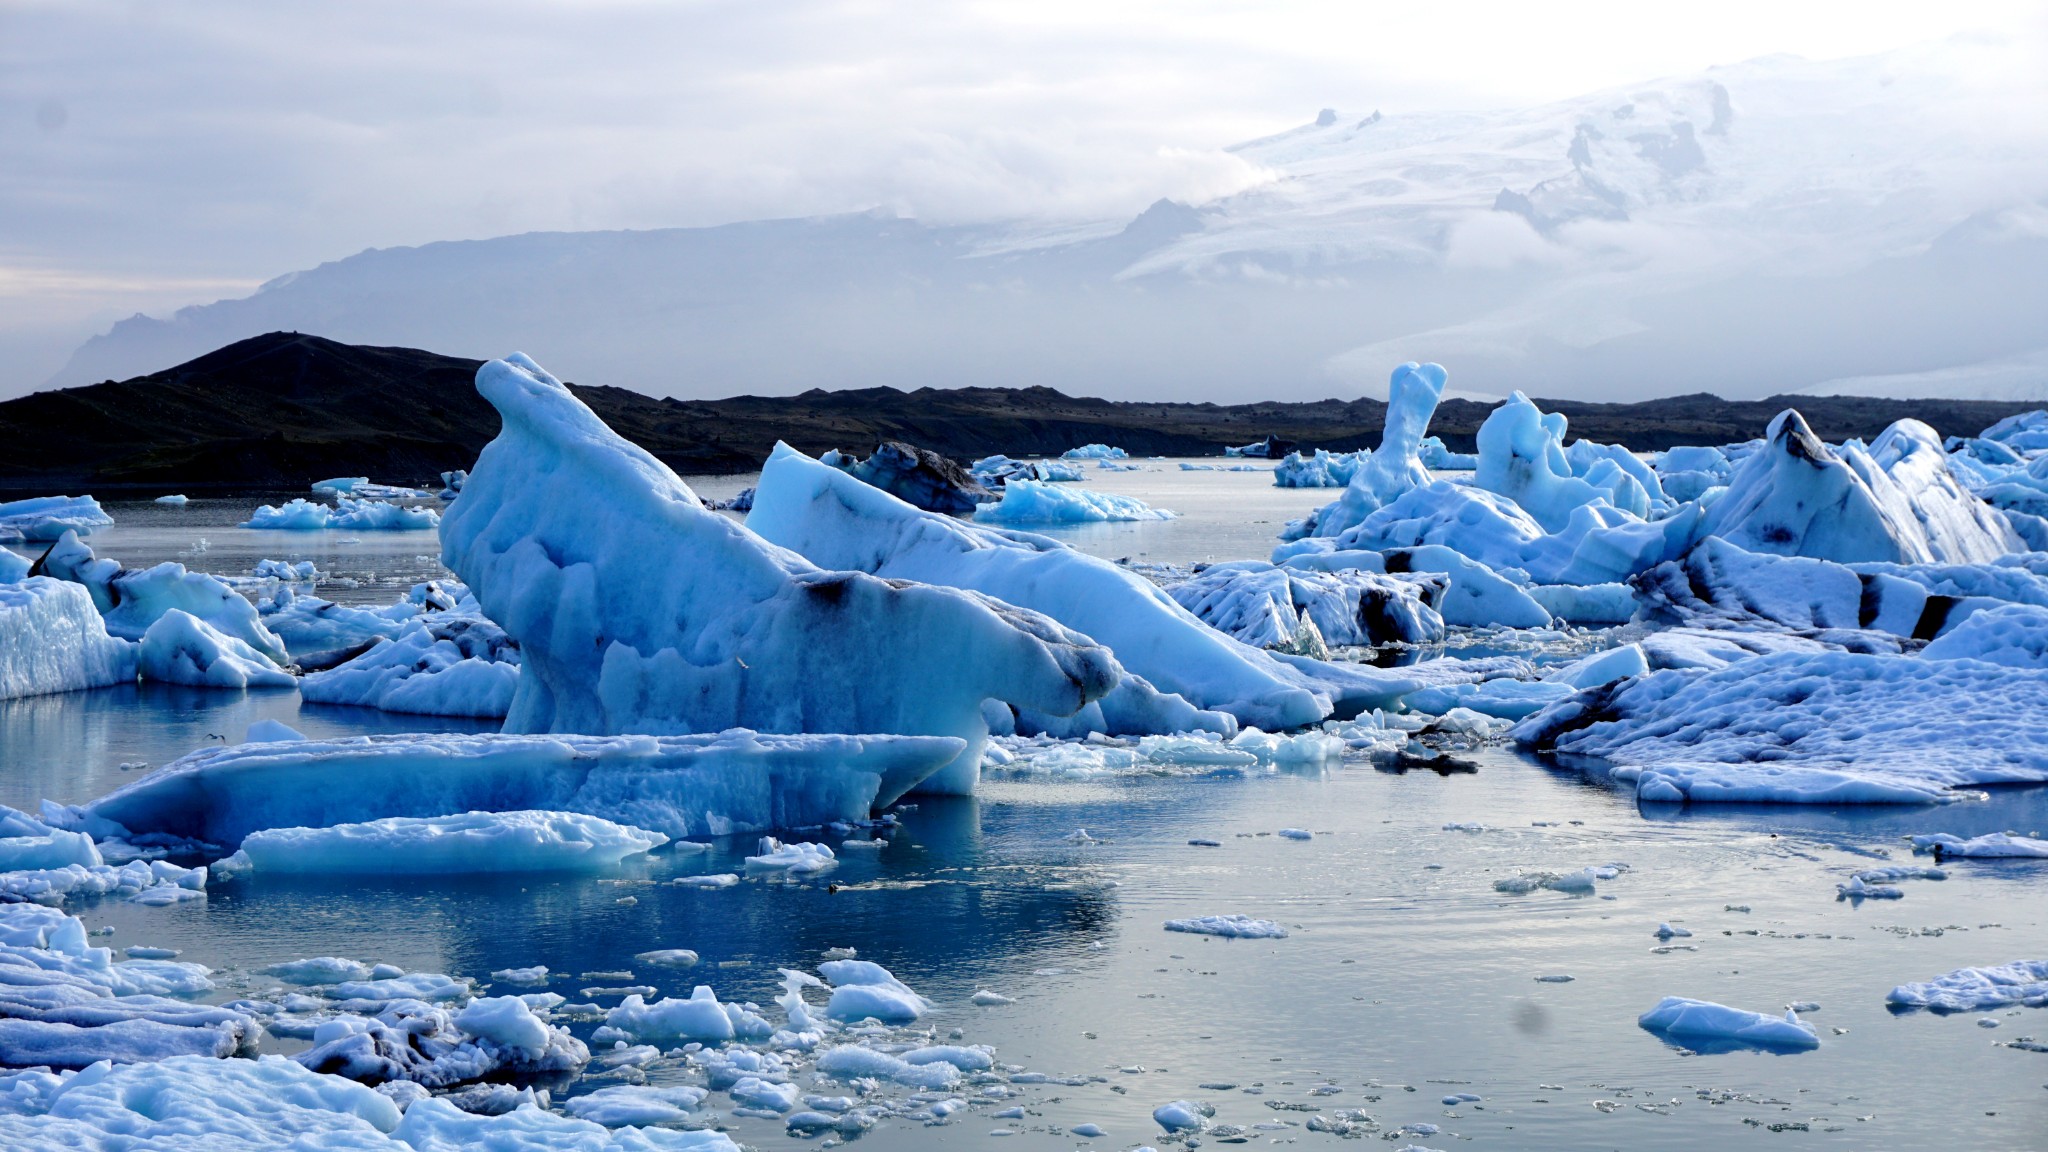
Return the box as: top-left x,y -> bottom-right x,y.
819,441 -> 992,515
77,730 -> 966,846
749,443 -> 1461,732
439,354 -> 1122,795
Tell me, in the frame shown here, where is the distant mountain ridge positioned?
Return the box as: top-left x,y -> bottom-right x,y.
39,39 -> 2048,405
3,332 -> 2037,492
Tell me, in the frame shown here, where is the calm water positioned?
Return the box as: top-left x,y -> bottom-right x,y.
3,468 -> 2045,1148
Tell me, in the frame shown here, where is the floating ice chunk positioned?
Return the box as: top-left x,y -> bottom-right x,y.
604,986 -> 769,1046
1885,960 -> 2048,1012
138,610 -> 296,688
243,497 -> 440,531
239,811 -> 667,875
300,615 -> 520,718
1163,915 -> 1288,939
266,957 -> 374,985
564,1084 -> 709,1126
1909,832 -> 2048,858
252,559 -> 319,581
1168,562 -> 1445,652
1834,875 -> 1903,900
1275,542 -> 1552,628
1071,1121 -> 1107,1136
731,1075 -> 801,1112
1654,923 -> 1692,939
245,719 -> 306,743
824,442 -> 993,514
1273,449 -> 1365,489
1442,822 -> 1486,833
154,494 -> 190,506
85,730 -> 964,846
1441,1092 -> 1481,1106
1637,996 -> 1819,1050
672,873 -> 740,888
819,959 -> 929,1022
1543,643 -> 1648,691
1514,648 -> 2048,803
1154,1100 -> 1211,1131
491,965 -> 550,985
974,480 -> 1174,524
0,821 -> 101,871
0,579 -> 138,701
746,838 -> 835,875
328,971 -> 472,1004
1063,444 -> 1127,460
453,996 -> 553,1059
815,1044 -> 961,1088
903,1045 -> 993,1070
1278,828 -> 1312,840
635,949 -> 699,968
1474,393 -> 1648,529
971,456 -> 1083,484
0,495 -> 112,541
1921,603 -> 2048,667
312,477 -> 371,495
971,990 -> 1015,1006
1493,869 -> 1598,896
441,357 -> 1119,798
1524,582 -> 1637,625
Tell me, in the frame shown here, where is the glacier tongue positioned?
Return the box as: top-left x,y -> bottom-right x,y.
439,354 -> 1117,794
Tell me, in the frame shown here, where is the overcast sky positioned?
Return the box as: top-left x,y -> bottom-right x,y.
3,0 -> 2044,388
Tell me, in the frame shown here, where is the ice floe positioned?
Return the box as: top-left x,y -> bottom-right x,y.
233,810 -> 666,874
1909,831 -> 2048,858
1637,996 -> 1819,1050
1886,960 -> 2048,1012
974,479 -> 1175,524
242,497 -> 441,531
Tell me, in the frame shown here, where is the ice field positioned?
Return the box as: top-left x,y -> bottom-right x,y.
1,361 -> 2045,1149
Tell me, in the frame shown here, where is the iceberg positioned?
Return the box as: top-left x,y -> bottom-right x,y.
1701,410 -> 2018,564
0,495 -> 112,542
750,444 -> 1441,730
39,531 -> 289,665
1631,536 -> 1992,643
1637,997 -> 1819,1050
236,811 -> 667,874
137,610 -> 296,689
818,959 -> 929,1023
973,480 -> 1174,524
0,579 -> 138,701
441,356 -> 1120,795
1291,362 -> 1447,540
604,986 -> 771,1046
970,455 -> 1083,485
1885,960 -> 2048,1013
1909,831 -> 2048,858
259,586 -> 421,668
1163,914 -> 1288,939
1513,648 -> 2048,803
294,997 -> 589,1088
1166,561 -> 1445,653
1275,542 -> 1554,628
81,729 -> 966,846
1062,444 -> 1127,460
1272,449 -> 1364,489
300,614 -> 520,717
1474,393 -> 1650,527
820,441 -> 992,514
242,497 -> 441,531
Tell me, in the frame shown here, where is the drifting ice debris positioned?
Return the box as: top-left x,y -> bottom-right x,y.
155,494 -> 190,506
1062,444 -> 1128,460
974,480 -> 1175,524
1163,915 -> 1289,939
746,838 -> 836,875
819,959 -> 929,1022
0,494 -> 112,541
750,444 -> 1448,733
234,810 -> 667,874
1834,875 -> 1903,901
1274,449 -> 1365,488
1654,923 -> 1692,939
970,455 -> 1083,485
1910,831 -> 2048,858
39,530 -> 288,665
1637,996 -> 1820,1050
1885,959 -> 2048,1012
81,729 -> 966,845
821,441 -> 992,514
300,614 -> 521,718
243,497 -> 440,531
0,578 -> 137,701
440,355 -> 1123,796
1276,541 -> 1553,628
1701,410 -> 2018,564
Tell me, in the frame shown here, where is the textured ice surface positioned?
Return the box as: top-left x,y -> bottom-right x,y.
1474,393 -> 1651,529
0,578 -> 137,701
300,614 -> 520,717
1276,542 -> 1552,628
604,986 -> 771,1045
1293,363 -> 1446,539
1637,996 -> 1819,1050
441,355 -> 1121,796
1515,648 -> 2048,802
238,810 -> 667,874
1167,561 -> 1444,652
1163,915 -> 1288,939
0,495 -> 112,541
83,730 -> 966,845
137,609 -> 295,688
1886,960 -> 2048,1012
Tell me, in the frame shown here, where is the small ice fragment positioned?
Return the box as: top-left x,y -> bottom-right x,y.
672,873 -> 740,888
1534,974 -> 1574,983
1442,1092 -> 1480,1105
1153,1100 -> 1211,1131
635,949 -> 700,967
971,990 -> 1015,1006
1278,828 -> 1311,840
1071,1122 -> 1106,1137
1188,838 -> 1221,847
1654,923 -> 1692,939
1163,915 -> 1288,939
491,965 -> 550,985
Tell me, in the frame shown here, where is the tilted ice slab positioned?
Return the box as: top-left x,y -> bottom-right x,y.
0,579 -> 137,701
1637,997 -> 1819,1050
750,444 -> 1443,730
1701,410 -> 2019,565
0,494 -> 112,542
0,1053 -> 739,1151
80,730 -> 965,846
1513,648 -> 2048,803
300,614 -> 520,717
235,810 -> 666,875
441,355 -> 1119,796
1886,960 -> 2048,1012
973,479 -> 1174,524
242,497 -> 441,531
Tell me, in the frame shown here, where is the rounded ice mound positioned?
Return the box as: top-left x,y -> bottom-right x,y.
818,959 -> 930,1022
1637,996 -> 1819,1050
239,810 -> 667,874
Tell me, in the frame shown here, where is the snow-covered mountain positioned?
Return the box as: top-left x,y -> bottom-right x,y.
48,37 -> 2048,403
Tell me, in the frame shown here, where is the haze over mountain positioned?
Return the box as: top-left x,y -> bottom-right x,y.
34,37 -> 2048,404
